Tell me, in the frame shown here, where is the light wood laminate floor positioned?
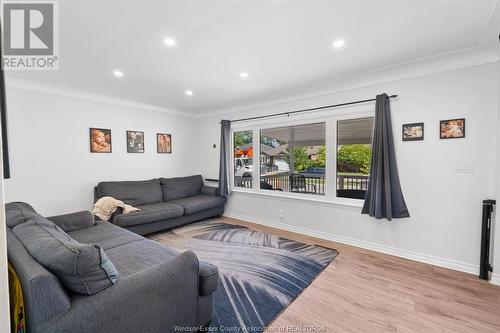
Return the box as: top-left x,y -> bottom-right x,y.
220,217 -> 500,333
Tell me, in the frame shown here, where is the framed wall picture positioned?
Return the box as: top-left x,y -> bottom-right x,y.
90,128 -> 112,153
440,118 -> 465,139
402,122 -> 424,141
157,133 -> 172,154
126,130 -> 145,153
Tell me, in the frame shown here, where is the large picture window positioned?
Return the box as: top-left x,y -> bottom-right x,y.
231,114 -> 374,204
260,123 -> 326,195
336,117 -> 374,199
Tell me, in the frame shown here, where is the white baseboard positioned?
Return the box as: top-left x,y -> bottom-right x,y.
490,274 -> 500,286
224,212 -> 480,277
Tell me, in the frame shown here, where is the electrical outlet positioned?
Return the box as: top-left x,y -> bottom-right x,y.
279,209 -> 284,220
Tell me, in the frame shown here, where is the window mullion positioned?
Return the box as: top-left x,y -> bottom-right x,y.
252,129 -> 260,190
325,119 -> 337,200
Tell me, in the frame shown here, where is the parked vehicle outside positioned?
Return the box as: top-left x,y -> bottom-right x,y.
234,157 -> 254,177
274,160 -> 290,172
300,167 -> 325,176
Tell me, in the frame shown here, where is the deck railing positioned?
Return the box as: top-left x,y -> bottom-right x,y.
234,173 -> 368,195
337,175 -> 369,190
234,177 -> 253,189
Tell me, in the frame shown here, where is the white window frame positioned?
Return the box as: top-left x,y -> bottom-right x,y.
230,106 -> 374,208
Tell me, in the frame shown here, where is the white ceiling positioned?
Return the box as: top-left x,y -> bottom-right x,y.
7,0 -> 500,115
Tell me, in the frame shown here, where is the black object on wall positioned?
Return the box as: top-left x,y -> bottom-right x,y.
0,21 -> 11,179
479,199 -> 495,280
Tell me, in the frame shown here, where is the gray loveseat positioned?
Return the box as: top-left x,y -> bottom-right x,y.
95,175 -> 226,235
6,202 -> 219,333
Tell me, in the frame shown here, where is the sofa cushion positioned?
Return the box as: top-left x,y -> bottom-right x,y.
68,221 -> 144,250
97,179 -> 163,206
199,261 -> 219,296
170,194 -> 227,215
5,202 -> 40,228
160,175 -> 204,201
13,216 -> 118,295
105,239 -> 180,278
48,211 -> 95,232
113,202 -> 184,227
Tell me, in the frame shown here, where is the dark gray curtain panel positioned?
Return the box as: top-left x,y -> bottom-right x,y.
218,120 -> 231,197
361,94 -> 409,220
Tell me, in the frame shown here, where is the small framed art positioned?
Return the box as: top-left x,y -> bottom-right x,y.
440,118 -> 465,139
402,123 -> 424,141
90,128 -> 112,153
157,133 -> 172,153
126,130 -> 145,153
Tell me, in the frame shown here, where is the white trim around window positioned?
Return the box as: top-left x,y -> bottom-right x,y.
230,106 -> 374,209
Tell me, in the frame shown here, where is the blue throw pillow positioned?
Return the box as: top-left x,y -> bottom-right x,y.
13,216 -> 118,295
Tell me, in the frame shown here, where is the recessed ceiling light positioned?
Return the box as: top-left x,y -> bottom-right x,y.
163,37 -> 176,46
113,70 -> 124,78
185,90 -> 193,96
239,72 -> 249,79
332,40 -> 345,49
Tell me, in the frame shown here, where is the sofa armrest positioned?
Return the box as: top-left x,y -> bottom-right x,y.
47,211 -> 95,232
114,250 -> 199,297
47,250 -> 201,332
199,261 -> 219,296
201,186 -> 218,196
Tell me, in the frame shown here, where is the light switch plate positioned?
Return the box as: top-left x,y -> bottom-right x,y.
454,163 -> 475,173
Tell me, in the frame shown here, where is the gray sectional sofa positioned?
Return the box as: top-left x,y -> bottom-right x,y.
6,202 -> 219,333
95,175 -> 226,235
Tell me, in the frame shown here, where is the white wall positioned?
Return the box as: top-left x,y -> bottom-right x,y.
198,63 -> 499,274
492,61 -> 500,285
4,85 -> 199,216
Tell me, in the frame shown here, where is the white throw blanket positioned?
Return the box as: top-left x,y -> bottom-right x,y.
92,196 -> 140,221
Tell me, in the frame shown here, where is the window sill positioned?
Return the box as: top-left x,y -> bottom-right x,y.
230,188 -> 364,211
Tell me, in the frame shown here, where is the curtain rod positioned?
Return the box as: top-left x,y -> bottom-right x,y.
227,94 -> 398,124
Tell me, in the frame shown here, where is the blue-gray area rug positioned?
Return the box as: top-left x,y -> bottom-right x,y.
149,219 -> 338,332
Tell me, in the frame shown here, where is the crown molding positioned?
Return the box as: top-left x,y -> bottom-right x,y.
197,47 -> 499,119
4,75 -> 195,118
478,0 -> 500,49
